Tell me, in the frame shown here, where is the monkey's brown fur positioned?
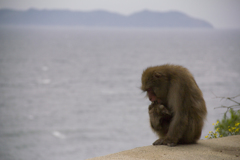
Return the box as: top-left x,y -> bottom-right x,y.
141,64 -> 207,146
148,102 -> 172,138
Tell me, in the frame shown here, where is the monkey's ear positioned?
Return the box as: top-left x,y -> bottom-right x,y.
153,72 -> 164,79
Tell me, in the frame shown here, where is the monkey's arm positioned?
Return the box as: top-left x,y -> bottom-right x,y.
166,109 -> 188,145
155,83 -> 188,146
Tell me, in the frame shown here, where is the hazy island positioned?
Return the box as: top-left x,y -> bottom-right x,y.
0,9 -> 213,28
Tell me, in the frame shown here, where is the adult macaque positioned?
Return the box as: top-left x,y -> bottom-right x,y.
141,64 -> 207,146
148,101 -> 172,139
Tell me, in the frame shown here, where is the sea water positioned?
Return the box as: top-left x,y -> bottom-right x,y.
0,26 -> 240,160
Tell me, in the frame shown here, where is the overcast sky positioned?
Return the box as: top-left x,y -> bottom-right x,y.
1,0 -> 240,29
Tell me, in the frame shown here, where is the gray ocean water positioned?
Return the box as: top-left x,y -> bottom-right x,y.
0,26 -> 240,160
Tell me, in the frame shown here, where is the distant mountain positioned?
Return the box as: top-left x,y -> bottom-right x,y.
0,9 -> 213,28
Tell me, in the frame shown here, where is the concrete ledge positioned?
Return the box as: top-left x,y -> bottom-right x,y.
87,135 -> 240,160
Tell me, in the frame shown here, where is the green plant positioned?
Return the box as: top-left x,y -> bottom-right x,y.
215,109 -> 240,137
205,121 -> 222,139
205,95 -> 240,139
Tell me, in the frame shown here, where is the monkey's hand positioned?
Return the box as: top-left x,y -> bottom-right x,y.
153,138 -> 177,147
148,104 -> 154,111
148,101 -> 159,111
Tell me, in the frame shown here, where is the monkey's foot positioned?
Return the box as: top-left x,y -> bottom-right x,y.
153,138 -> 177,147
153,138 -> 164,145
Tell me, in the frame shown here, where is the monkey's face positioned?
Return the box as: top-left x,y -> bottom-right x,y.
141,68 -> 169,104
146,88 -> 157,102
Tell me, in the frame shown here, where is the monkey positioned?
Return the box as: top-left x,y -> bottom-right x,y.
141,64 -> 207,147
148,101 -> 172,139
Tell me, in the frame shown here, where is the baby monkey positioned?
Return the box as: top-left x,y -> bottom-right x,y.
148,101 -> 172,145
